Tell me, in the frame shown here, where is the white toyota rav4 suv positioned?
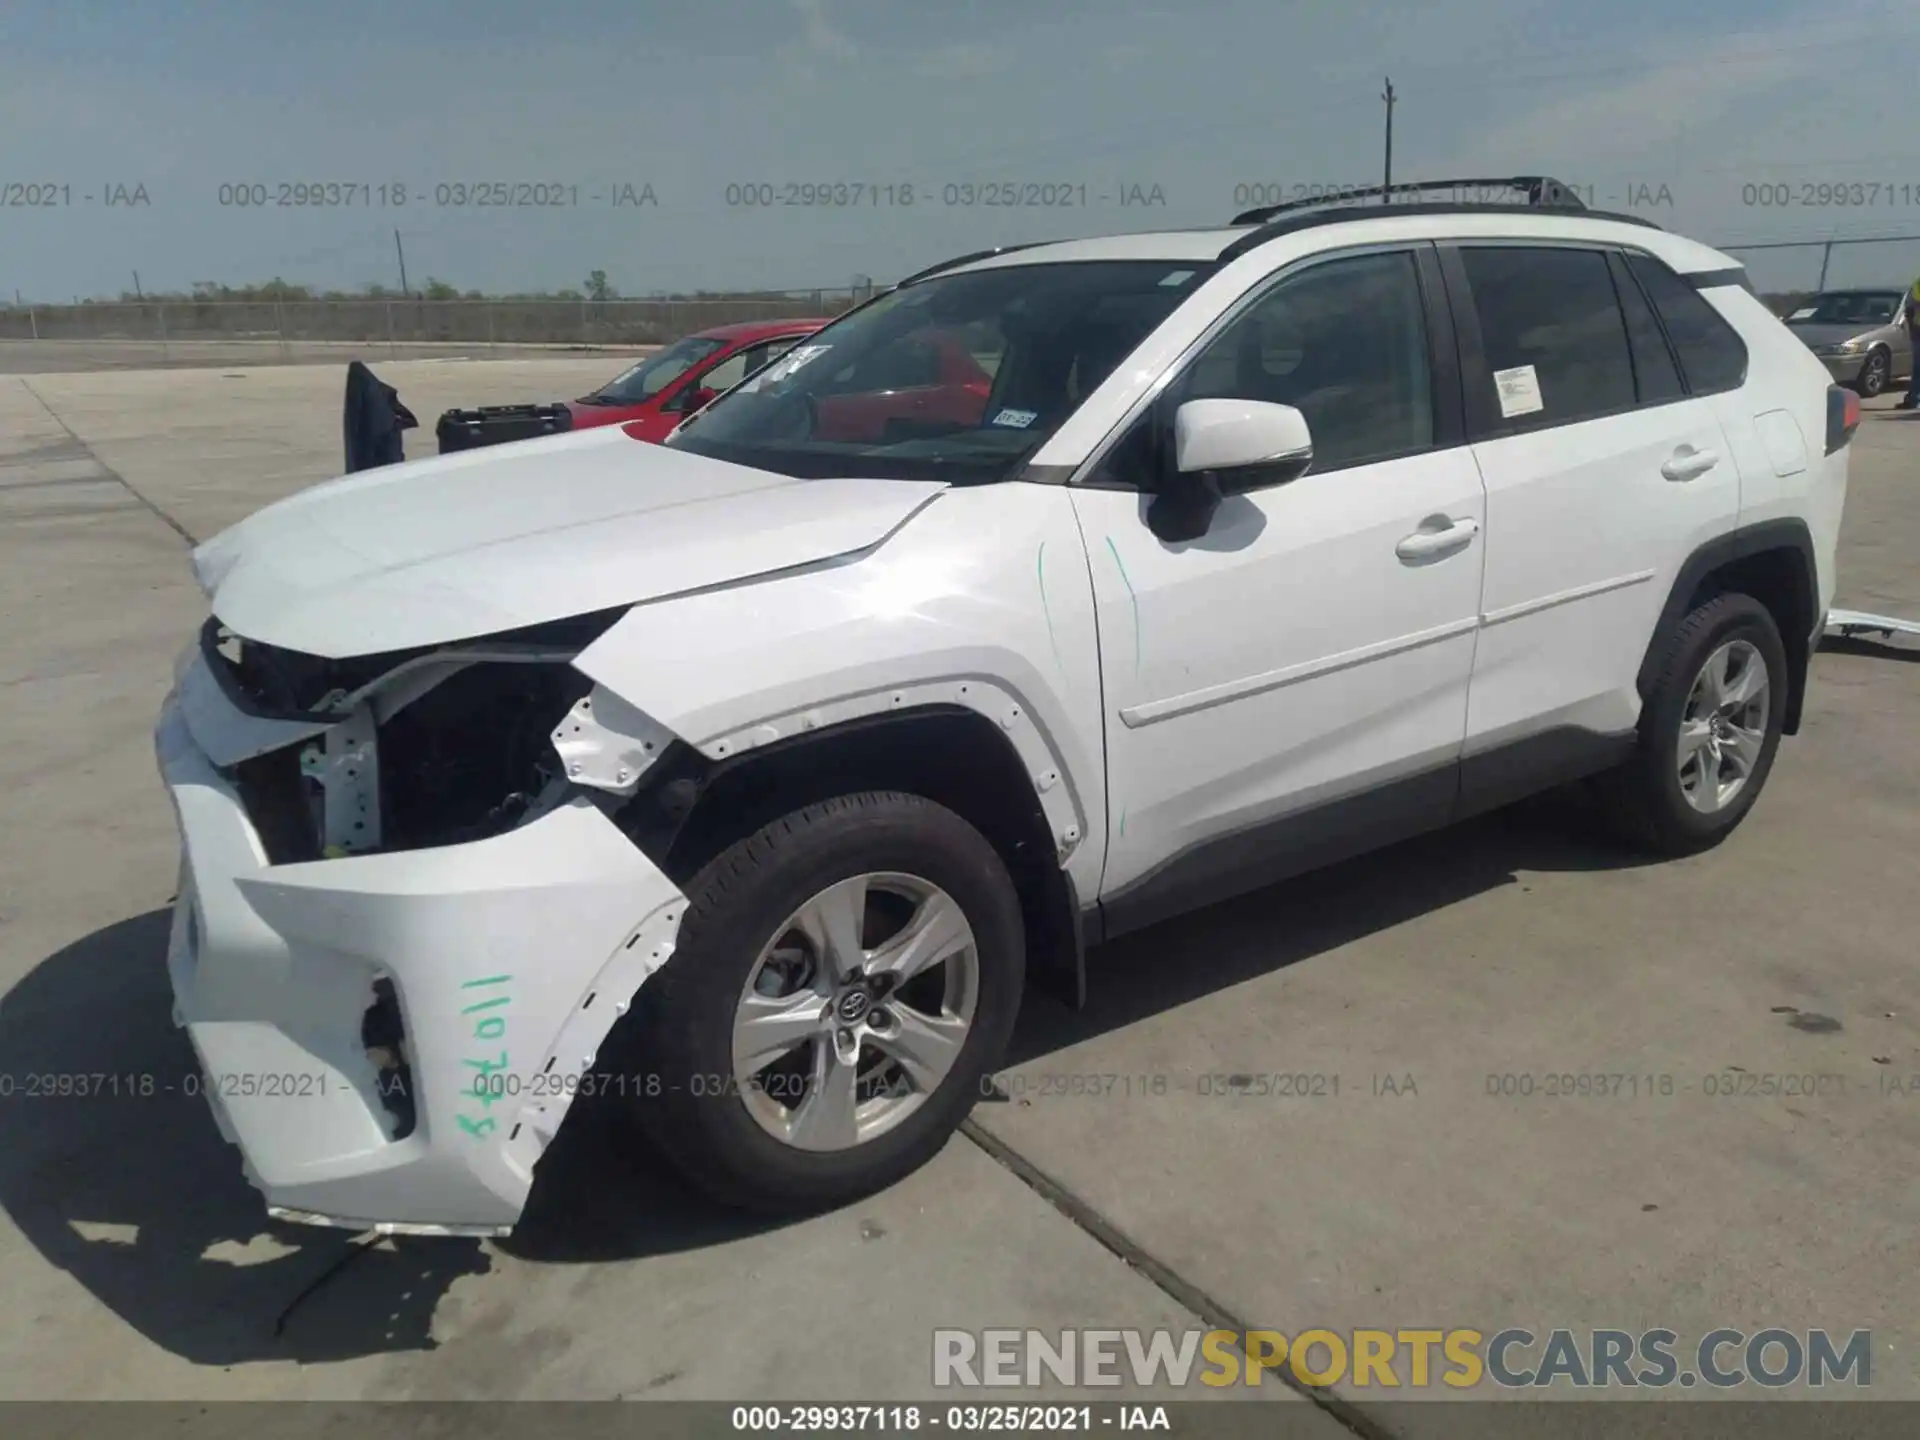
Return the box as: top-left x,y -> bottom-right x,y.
158,178 -> 1854,1234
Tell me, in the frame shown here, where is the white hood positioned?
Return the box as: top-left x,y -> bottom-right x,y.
192,426 -> 947,657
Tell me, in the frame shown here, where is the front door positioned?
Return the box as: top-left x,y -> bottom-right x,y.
1070,246 -> 1488,935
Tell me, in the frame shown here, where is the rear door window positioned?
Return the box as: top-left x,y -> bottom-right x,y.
1460,246 -> 1637,431
1607,252 -> 1685,406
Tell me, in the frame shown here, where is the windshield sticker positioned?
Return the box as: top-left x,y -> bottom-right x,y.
1788,307 -> 1816,320
1493,364 -> 1544,418
991,407 -> 1040,428
1159,270 -> 1196,287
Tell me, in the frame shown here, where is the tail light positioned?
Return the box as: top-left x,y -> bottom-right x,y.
1825,384 -> 1860,454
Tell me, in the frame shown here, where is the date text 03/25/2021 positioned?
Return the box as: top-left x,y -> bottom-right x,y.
731,1405 -> 1171,1432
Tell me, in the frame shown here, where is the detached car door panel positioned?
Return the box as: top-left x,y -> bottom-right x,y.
1072,246 -> 1486,933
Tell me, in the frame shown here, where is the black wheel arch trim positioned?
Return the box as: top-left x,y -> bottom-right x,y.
1639,519 -> 1819,736
616,701 -> 1090,1007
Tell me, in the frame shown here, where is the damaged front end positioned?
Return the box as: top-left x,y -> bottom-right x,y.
157,609 -> 690,1236
201,609 -> 632,859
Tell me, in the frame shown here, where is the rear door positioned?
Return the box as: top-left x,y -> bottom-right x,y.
1442,241 -> 1741,806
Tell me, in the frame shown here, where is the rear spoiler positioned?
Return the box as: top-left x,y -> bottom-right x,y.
1687,266 -> 1753,294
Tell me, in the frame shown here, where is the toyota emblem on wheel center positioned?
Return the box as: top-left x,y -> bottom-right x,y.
837,990 -> 873,1024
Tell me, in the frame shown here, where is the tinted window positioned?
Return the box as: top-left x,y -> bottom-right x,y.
1183,250 -> 1433,471
1795,291 -> 1900,326
694,338 -> 790,395
672,261 -> 1204,484
1626,253 -> 1749,394
589,335 -> 726,404
1608,254 -> 1684,405
1462,246 -> 1636,428
823,331 -> 948,391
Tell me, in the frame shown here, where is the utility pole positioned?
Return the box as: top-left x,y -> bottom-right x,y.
132,270 -> 143,299
394,229 -> 411,297
1381,77 -> 1396,200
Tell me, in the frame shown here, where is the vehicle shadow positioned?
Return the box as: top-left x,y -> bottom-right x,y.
0,910 -> 787,1367
1003,792 -> 1661,1067
0,793 -> 1647,1365
1819,634 -> 1920,663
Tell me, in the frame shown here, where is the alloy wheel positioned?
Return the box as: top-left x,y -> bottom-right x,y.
731,871 -> 979,1151
1676,638 -> 1770,814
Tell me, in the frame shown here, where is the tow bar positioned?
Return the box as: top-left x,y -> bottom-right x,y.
1824,609 -> 1920,641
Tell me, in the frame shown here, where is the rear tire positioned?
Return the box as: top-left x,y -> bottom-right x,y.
621,792 -> 1024,1213
1594,593 -> 1788,856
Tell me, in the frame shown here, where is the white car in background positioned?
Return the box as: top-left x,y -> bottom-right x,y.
158,177 -> 1851,1234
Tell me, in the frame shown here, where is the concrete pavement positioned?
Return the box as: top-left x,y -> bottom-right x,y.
0,357 -> 1913,1429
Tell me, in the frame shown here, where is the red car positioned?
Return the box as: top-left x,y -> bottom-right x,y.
810,328 -> 996,443
566,318 -> 829,441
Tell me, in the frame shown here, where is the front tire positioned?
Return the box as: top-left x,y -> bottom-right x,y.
1596,593 -> 1789,855
1856,347 -> 1891,397
624,792 -> 1025,1213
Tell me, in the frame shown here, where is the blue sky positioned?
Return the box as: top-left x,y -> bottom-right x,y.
4,0 -> 1920,299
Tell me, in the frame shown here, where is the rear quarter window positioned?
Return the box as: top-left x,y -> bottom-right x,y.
1624,253 -> 1750,395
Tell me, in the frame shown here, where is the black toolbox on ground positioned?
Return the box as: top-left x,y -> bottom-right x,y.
435,402 -> 572,454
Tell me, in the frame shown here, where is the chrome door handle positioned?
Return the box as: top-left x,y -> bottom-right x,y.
1661,446 -> 1720,482
1396,515 -> 1479,561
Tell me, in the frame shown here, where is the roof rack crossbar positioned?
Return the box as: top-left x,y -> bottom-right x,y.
1214,199 -> 1659,267
1231,175 -> 1585,227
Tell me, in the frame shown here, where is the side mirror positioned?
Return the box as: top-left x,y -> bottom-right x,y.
1173,398 -> 1313,490
1147,399 -> 1313,543
682,386 -> 719,414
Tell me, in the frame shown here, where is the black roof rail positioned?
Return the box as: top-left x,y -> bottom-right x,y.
895,243 -> 1046,287
1231,175 -> 1586,227
1215,199 -> 1662,268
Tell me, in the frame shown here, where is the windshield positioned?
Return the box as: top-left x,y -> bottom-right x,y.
583,335 -> 728,404
1792,292 -> 1901,326
666,260 -> 1209,482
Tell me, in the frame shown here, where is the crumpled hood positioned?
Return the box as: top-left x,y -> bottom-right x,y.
193,425 -> 946,657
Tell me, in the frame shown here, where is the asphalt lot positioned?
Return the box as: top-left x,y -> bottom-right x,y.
1,354 -> 1915,1432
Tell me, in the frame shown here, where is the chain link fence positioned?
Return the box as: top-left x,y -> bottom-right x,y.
0,290 -> 873,352
1720,234 -> 1920,314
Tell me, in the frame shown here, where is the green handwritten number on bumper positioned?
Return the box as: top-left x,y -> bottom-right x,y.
456,975 -> 512,1139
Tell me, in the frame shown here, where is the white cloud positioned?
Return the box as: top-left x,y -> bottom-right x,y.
778,0 -> 857,80
1422,0 -> 1920,197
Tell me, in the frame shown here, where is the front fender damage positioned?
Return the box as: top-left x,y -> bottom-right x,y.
550,685 -> 680,797
164,625 -> 700,1236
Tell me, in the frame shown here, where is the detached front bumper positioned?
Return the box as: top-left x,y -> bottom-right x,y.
154,661 -> 687,1235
